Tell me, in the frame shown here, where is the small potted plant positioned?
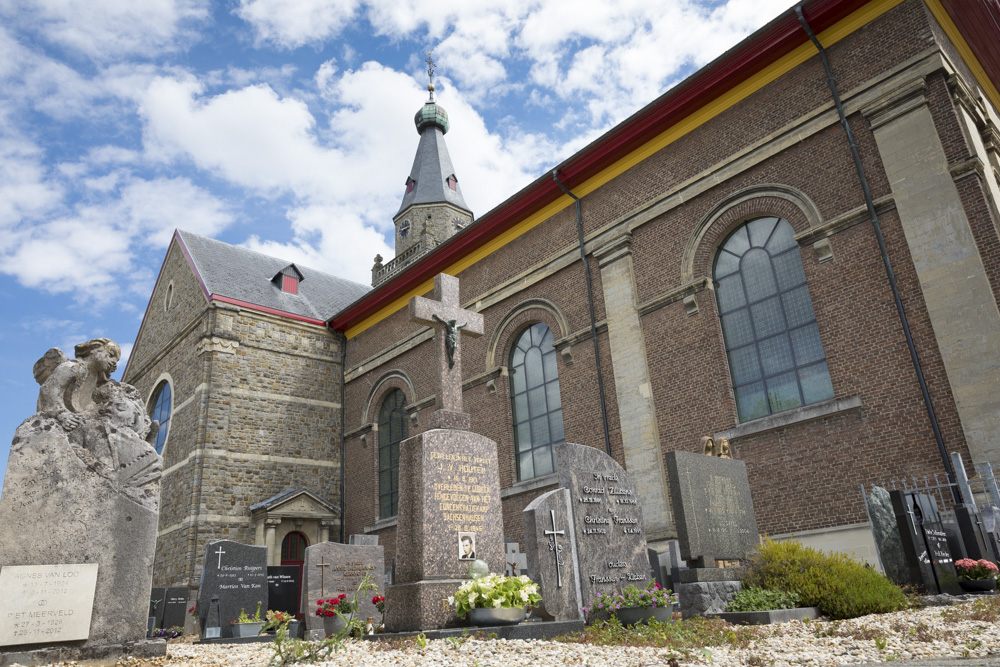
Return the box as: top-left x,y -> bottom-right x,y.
231,601 -> 265,637
582,581 -> 679,625
261,609 -> 299,637
955,558 -> 999,593
449,573 -> 541,626
315,594 -> 354,636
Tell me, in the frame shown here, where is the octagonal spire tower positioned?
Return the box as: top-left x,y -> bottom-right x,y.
375,55 -> 473,286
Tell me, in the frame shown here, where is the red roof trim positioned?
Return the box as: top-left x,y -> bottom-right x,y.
211,295 -> 326,326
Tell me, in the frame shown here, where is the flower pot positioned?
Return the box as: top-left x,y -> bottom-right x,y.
959,579 -> 997,593
233,621 -> 264,637
467,606 -> 526,626
322,614 -> 347,637
613,605 -> 677,625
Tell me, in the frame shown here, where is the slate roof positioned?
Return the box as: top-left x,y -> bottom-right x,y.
176,229 -> 370,321
395,100 -> 471,217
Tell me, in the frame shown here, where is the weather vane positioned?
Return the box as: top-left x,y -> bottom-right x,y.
425,51 -> 436,100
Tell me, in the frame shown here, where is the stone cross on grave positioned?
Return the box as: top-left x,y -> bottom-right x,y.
317,555 -> 331,595
215,545 -> 226,568
409,273 -> 484,430
545,509 -> 566,588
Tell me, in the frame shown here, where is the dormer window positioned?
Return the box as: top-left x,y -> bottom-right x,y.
406,177 -> 416,194
271,264 -> 303,294
446,174 -> 457,191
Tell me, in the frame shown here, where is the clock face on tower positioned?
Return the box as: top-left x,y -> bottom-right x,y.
399,219 -> 411,238
452,218 -> 467,232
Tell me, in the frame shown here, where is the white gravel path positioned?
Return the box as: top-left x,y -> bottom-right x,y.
40,600 -> 1000,667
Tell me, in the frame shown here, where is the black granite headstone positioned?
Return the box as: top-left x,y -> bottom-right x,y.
197,540 -> 269,638
889,491 -> 960,594
267,566 -> 302,617
149,587 -> 166,629
866,486 -> 908,584
955,505 -> 997,562
161,587 -> 189,629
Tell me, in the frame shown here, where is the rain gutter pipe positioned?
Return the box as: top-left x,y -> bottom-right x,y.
795,6 -> 958,502
552,170 -> 613,458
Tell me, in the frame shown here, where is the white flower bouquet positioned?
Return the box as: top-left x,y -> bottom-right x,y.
449,573 -> 542,620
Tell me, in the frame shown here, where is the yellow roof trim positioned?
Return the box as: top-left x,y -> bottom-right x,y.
923,0 -> 1000,110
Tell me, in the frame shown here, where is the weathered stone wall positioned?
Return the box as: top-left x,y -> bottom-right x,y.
126,242 -> 344,588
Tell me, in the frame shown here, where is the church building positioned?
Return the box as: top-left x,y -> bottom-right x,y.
124,0 -> 1000,598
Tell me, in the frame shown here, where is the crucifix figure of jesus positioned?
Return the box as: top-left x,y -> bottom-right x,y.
409,273 -> 484,421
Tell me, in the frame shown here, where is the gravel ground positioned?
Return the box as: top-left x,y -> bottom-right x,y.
26,600 -> 1000,667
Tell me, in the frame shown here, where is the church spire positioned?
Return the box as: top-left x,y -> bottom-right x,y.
389,53 -> 473,265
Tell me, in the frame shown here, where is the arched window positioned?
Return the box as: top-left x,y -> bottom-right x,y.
280,531 -> 308,564
509,323 -> 564,481
378,389 -> 407,519
149,380 -> 172,455
714,216 -> 834,422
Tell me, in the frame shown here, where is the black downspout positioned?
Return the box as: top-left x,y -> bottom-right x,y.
338,330 -> 347,543
795,6 -> 959,501
553,170 -> 613,457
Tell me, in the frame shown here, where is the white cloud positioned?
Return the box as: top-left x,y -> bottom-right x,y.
235,0 -> 360,49
0,0 -> 210,60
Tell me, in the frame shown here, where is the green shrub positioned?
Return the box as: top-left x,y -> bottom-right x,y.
726,587 -> 800,612
741,538 -> 908,620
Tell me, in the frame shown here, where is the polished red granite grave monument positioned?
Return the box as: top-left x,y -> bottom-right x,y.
384,273 -> 506,632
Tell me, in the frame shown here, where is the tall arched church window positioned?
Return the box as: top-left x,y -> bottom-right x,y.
510,323 -> 564,481
378,389 -> 407,519
149,380 -> 172,455
714,216 -> 834,422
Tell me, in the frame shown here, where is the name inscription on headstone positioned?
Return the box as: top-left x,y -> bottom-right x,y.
431,451 -> 491,533
0,563 -> 99,646
577,471 -> 646,586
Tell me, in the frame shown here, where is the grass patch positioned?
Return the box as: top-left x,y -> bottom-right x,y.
941,596 -> 1000,623
553,616 -> 763,657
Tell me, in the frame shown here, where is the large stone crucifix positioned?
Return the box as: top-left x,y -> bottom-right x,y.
409,273 -> 483,430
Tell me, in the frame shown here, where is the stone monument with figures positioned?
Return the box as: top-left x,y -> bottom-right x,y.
384,273 -> 506,632
0,339 -> 164,666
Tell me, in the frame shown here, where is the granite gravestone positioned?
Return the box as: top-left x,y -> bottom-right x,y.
149,588 -> 166,630
267,567 -> 302,617
983,506 -> 1000,557
0,339 -> 164,665
300,542 -> 384,638
0,564 -> 99,646
160,588 -> 189,631
385,273 -> 507,632
664,450 -> 758,563
889,491 -> 961,595
553,442 -> 651,610
955,505 -> 997,562
865,486 -> 909,584
197,541 -> 268,639
523,488 -> 583,622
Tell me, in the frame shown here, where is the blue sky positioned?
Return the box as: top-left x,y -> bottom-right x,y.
0,0 -> 793,494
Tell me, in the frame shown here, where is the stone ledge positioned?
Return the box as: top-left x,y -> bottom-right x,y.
708,606 -> 821,625
500,473 -> 559,499
715,395 -> 862,442
364,516 -> 398,533
678,567 -> 742,583
0,639 -> 167,667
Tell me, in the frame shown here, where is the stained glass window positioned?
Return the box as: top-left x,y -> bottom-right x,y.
149,381 -> 171,455
714,217 -> 834,422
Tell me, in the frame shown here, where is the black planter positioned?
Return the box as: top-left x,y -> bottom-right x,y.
959,578 -> 997,593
